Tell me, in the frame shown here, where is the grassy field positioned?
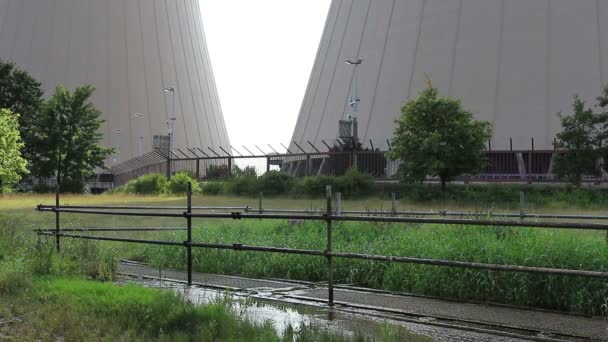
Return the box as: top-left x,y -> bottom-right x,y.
2,194 -> 435,341
1,193 -> 607,329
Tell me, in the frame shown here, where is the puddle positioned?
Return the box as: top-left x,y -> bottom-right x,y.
120,277 -> 528,341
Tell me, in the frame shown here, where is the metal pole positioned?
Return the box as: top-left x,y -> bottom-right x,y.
519,191 -> 525,223
259,192 -> 264,214
326,185 -> 334,306
336,192 -> 342,216
196,159 -> 200,180
391,192 -> 397,216
166,151 -> 171,179
55,186 -> 60,253
186,182 -> 192,285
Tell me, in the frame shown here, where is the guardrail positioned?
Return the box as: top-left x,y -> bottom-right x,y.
35,184 -> 608,305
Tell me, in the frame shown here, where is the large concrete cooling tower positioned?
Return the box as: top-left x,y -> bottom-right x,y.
291,0 -> 608,151
0,0 -> 229,163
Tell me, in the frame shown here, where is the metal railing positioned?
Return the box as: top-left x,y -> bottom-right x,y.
35,185 -> 608,306
111,148 -> 608,186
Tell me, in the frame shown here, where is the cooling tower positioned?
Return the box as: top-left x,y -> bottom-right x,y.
291,0 -> 608,151
0,0 -> 229,163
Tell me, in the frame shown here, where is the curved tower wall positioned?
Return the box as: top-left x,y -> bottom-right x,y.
0,0 -> 230,163
291,0 -> 608,151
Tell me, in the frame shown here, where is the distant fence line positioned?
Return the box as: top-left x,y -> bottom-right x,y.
110,148 -> 605,186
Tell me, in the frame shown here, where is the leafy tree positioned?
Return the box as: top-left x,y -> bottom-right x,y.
388,80 -> 492,190
30,85 -> 113,192
0,59 -> 44,163
0,109 -> 28,190
554,96 -> 605,185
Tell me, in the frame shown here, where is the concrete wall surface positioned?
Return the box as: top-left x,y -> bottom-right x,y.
0,0 -> 230,164
291,0 -> 608,151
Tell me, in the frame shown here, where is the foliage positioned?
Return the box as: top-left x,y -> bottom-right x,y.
0,59 -> 44,164
554,96 -> 603,184
388,80 -> 492,190
136,220 -> 608,316
166,171 -> 200,194
336,168 -> 374,196
257,171 -> 294,196
200,181 -> 223,195
223,175 -> 259,196
233,165 -> 257,177
29,85 -> 113,192
0,109 -> 28,189
204,164 -> 231,180
133,173 -> 168,194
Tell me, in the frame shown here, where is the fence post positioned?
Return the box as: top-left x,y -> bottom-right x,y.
55,186 -> 60,253
527,150 -> 532,184
391,192 -> 397,216
325,185 -> 334,306
186,182 -> 193,285
166,154 -> 171,180
266,157 -> 270,172
196,159 -> 200,180
259,192 -> 264,214
519,191 -> 525,223
228,157 -> 232,175
336,192 -> 342,216
306,154 -> 311,177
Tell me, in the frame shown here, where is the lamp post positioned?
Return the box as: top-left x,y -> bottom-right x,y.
163,87 -> 176,179
112,129 -> 121,163
131,112 -> 144,156
345,58 -> 363,144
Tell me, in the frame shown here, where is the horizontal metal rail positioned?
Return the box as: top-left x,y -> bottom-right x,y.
37,204 -> 608,221
35,227 -> 186,232
36,231 -> 608,279
37,231 -> 184,246
37,204 -> 249,211
35,206 -> 608,231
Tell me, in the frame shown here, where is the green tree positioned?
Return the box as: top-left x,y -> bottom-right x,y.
0,59 -> 44,163
0,109 -> 28,190
31,85 -> 113,192
388,81 -> 492,190
554,96 -> 604,185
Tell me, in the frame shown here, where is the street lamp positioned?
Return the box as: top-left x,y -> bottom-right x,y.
131,112 -> 144,156
343,58 -> 363,144
112,129 -> 121,163
163,87 -> 176,179
163,87 -> 176,154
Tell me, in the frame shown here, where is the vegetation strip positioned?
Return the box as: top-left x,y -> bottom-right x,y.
38,230 -> 608,279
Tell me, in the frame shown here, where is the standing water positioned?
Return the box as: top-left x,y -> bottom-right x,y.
121,277 -> 528,341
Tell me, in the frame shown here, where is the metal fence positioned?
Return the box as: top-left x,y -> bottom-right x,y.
111,148 -> 606,186
35,184 -> 608,306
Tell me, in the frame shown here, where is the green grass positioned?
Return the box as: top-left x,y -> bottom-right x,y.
1,195 -> 430,341
131,220 -> 608,316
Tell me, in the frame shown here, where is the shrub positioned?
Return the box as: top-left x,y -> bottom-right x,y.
200,181 -> 222,195
336,168 -> 374,196
133,173 -> 167,194
233,165 -> 257,177
292,175 -> 337,196
165,171 -> 200,194
257,171 -> 293,196
230,175 -> 259,196
205,164 -> 231,180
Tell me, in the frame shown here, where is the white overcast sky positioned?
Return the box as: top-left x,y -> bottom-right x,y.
199,1 -> 331,154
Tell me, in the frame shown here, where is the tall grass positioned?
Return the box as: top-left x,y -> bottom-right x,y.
132,220 -> 608,316
1,208 -> 423,341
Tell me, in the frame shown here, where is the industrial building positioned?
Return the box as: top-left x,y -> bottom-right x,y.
0,0 -> 230,164
290,0 -> 608,152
